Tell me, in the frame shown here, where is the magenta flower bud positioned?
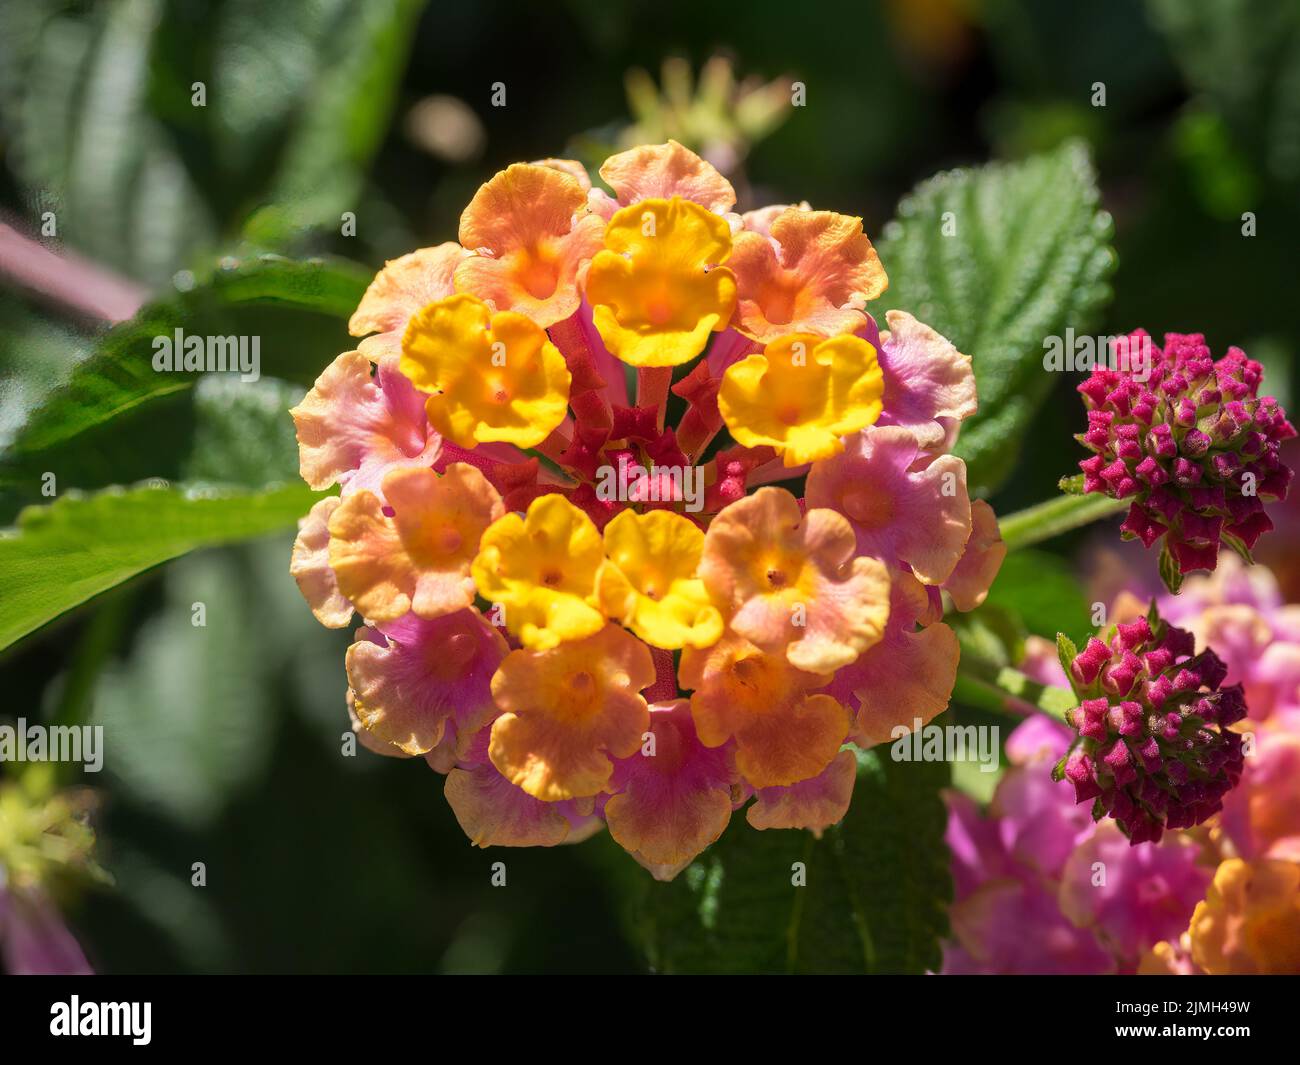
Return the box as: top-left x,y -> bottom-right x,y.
1053,603 -> 1247,845
1074,331 -> 1296,590
1070,637 -> 1111,686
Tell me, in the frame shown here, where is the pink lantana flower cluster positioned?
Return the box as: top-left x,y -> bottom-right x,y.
1075,330 -> 1295,587
288,141 -> 1003,879
948,558 -> 1300,974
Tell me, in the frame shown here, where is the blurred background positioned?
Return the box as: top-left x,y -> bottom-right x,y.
0,0 -> 1296,973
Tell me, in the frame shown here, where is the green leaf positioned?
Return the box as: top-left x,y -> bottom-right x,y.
0,253 -> 366,487
1056,632 -> 1080,678
637,750 -> 950,973
875,141 -> 1115,494
92,548 -> 277,826
240,0 -> 428,245
983,548 -> 1092,641
0,481 -> 319,652
0,0 -> 216,286
1158,544 -> 1184,594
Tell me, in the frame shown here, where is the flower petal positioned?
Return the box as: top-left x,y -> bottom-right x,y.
805,425 -> 971,583
598,140 -> 735,214
349,243 -> 468,359
586,197 -> 737,367
700,487 -> 891,672
346,610 -> 507,755
488,624 -> 655,800
825,569 -> 959,745
877,310 -> 976,447
746,748 -> 856,834
455,163 -> 605,327
730,208 -> 886,342
289,497 -> 354,628
290,351 -> 440,496
604,699 -> 735,880
944,499 -> 1007,611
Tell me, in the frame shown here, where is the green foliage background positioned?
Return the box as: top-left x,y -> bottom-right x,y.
0,0 -> 1296,973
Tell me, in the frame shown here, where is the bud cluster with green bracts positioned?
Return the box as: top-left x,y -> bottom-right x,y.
1053,604 -> 1246,845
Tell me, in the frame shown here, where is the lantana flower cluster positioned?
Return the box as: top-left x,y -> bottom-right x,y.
288,141 -> 1002,879
1057,608 -> 1246,845
947,558 -> 1300,974
1075,330 -> 1295,586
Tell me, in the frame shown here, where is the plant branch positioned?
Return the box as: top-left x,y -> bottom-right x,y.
998,491 -> 1127,552
953,664 -> 1077,723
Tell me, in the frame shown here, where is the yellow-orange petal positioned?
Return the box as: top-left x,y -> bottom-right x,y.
595,509 -> 722,650
454,163 -> 605,327
471,493 -> 606,651
1188,858 -> 1300,974
488,624 -> 655,800
327,463 -> 503,623
699,487 -> 891,672
719,332 -> 884,466
598,140 -> 736,214
730,208 -> 887,342
680,633 -> 847,788
400,293 -> 571,449
586,196 -> 737,368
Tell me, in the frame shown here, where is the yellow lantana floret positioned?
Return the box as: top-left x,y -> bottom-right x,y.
718,332 -> 884,466
596,509 -> 723,650
400,293 -> 571,449
585,197 -> 737,368
470,494 -> 605,651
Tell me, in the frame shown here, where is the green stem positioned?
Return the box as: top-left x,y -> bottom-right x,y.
953,664 -> 1078,723
998,492 -> 1127,552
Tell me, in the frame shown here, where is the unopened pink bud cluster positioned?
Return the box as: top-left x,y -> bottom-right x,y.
1058,611 -> 1246,845
1076,331 -> 1294,582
